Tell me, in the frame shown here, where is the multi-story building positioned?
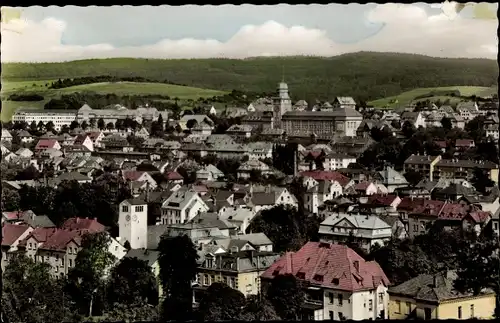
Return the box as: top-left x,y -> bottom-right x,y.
433,159 -> 499,183
323,153 -> 357,171
404,155 -> 442,181
1,223 -> 34,271
389,271 -> 496,320
261,241 -> 390,321
318,213 -> 392,253
194,249 -> 280,304
12,108 -> 78,131
160,189 -> 209,225
242,81 -> 363,137
14,217 -> 126,278
77,104 -> 166,124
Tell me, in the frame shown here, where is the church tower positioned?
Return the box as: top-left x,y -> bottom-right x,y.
118,198 -> 148,249
272,68 -> 292,129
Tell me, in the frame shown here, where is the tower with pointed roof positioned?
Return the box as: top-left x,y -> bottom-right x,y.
271,69 -> 292,129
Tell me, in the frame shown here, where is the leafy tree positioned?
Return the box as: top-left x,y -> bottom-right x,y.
358,137 -> 403,170
100,303 -> 159,322
402,121 -> 416,138
45,121 -> 55,132
90,118 -> 97,128
158,235 -> 199,321
29,121 -> 37,132
67,232 -> 116,316
81,120 -> 89,130
247,205 -> 307,253
404,170 -> 423,187
106,257 -> 158,307
3,254 -> 79,323
36,121 -> 44,131
69,120 -> 80,130
441,116 -> 452,130
454,232 -> 499,301
60,124 -> 70,134
97,118 -> 105,130
186,118 -> 197,130
471,167 -> 495,195
106,122 -> 115,130
114,119 -> 124,130
238,294 -> 281,321
198,282 -> 246,321
1,187 -> 20,212
15,164 -> 41,181
266,274 -> 305,320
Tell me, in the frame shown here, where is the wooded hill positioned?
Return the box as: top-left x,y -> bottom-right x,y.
2,52 -> 497,102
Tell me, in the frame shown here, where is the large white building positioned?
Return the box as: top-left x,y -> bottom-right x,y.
12,108 -> 78,131
118,198 -> 149,249
77,104 -> 167,124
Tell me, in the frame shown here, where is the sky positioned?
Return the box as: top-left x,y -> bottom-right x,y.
1,2 -> 498,62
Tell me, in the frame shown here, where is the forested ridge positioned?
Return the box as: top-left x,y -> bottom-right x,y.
2,52 -> 497,102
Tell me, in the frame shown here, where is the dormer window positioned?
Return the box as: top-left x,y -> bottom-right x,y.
332,278 -> 340,285
313,274 -> 324,282
296,272 -> 306,279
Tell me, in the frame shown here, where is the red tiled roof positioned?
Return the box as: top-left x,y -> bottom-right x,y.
410,200 -> 446,217
166,171 -> 184,180
434,140 -> 447,149
455,139 -> 474,147
2,211 -> 22,220
368,194 -> 398,206
2,223 -> 31,246
123,170 -> 146,181
35,139 -> 59,150
468,211 -> 492,224
261,242 -> 390,292
18,227 -> 58,247
300,171 -> 350,187
354,181 -> 372,191
438,203 -> 472,220
86,132 -> 102,140
397,197 -> 426,212
73,134 -> 88,144
61,217 -> 105,233
39,229 -> 82,251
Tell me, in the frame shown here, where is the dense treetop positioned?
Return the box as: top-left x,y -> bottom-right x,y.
2,52 -> 497,101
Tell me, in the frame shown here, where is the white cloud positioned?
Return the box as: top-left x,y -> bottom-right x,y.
1,4 -> 497,62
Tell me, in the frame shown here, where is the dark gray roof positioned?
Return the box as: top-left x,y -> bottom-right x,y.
389,270 -> 495,303
125,198 -> 147,205
56,171 -> 92,182
125,249 -> 160,267
436,159 -> 498,169
404,155 -> 439,165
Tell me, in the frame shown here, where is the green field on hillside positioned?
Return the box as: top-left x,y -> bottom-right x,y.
368,86 -> 498,109
1,80 -> 227,121
2,52 -> 497,102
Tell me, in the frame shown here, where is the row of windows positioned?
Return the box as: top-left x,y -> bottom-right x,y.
200,273 -> 237,289
121,205 -> 145,212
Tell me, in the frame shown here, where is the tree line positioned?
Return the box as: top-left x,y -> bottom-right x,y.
48,75 -> 186,89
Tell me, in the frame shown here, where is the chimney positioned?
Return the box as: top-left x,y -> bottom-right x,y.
353,260 -> 359,272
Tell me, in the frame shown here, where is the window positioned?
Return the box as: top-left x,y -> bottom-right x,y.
368,300 -> 373,311
62,258 -> 65,267
338,294 -> 343,306
395,300 -> 401,313
29,243 -> 32,249
203,275 -> 209,286
69,259 -> 73,267
135,206 -> 144,212
122,205 -> 129,212
494,222 -> 498,230
230,277 -> 236,288
406,302 -> 411,314
328,293 -> 334,304
470,304 -> 474,318
413,224 -> 418,232
379,293 -> 384,303
338,312 -> 344,321
458,306 -> 462,319
329,311 -> 334,320
206,257 -> 213,268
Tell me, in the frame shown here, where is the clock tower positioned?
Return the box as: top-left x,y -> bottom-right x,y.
118,198 -> 148,249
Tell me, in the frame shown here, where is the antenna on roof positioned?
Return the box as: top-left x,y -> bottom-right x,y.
281,65 -> 285,83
